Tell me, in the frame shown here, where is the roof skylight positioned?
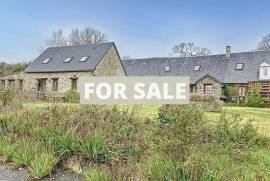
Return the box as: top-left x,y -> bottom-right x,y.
194,65 -> 201,71
164,66 -> 170,72
235,63 -> 244,70
80,56 -> 89,62
63,57 -> 73,63
42,58 -> 51,64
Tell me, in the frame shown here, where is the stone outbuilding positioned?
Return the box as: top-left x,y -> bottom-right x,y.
0,42 -> 126,95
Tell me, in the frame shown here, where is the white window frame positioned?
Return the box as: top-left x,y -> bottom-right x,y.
63,57 -> 73,63
42,58 -> 51,64
194,65 -> 201,71
235,63 -> 244,70
164,66 -> 170,72
80,56 -> 89,62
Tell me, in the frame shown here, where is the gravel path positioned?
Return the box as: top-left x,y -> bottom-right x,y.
0,164 -> 83,181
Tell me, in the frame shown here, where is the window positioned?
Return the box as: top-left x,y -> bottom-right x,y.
42,58 -> 51,64
264,68 -> 268,76
52,78 -> 58,91
239,87 -> 246,96
164,66 -> 170,72
0,80 -> 5,90
63,57 -> 73,63
18,80 -> 23,90
235,63 -> 244,70
71,78 -> 78,90
8,80 -> 15,88
37,79 -> 47,92
80,56 -> 88,62
194,65 -> 201,71
204,84 -> 213,94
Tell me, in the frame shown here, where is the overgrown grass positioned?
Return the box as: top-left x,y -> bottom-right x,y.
0,103 -> 269,180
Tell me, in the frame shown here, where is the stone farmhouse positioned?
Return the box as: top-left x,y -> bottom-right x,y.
122,46 -> 270,105
0,43 -> 270,105
0,42 -> 126,96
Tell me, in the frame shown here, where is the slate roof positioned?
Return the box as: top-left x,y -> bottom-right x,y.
122,50 -> 270,84
25,42 -> 115,73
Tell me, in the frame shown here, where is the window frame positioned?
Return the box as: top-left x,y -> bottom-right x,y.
204,84 -> 213,94
0,80 -> 5,90
63,57 -> 73,63
164,66 -> 170,72
79,56 -> 89,62
235,63 -> 244,70
52,78 -> 59,91
8,79 -> 15,88
42,58 -> 51,64
194,65 -> 201,71
18,79 -> 23,90
70,78 -> 78,90
239,86 -> 246,96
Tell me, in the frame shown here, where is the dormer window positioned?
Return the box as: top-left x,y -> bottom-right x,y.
80,56 -> 89,62
42,58 -> 51,64
164,66 -> 170,72
194,65 -> 200,71
235,63 -> 244,70
63,57 -> 73,63
259,62 -> 270,80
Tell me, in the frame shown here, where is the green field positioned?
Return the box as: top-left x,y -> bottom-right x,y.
131,105 -> 270,133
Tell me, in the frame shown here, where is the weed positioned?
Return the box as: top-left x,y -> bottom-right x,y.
29,146 -> 57,179
85,167 -> 112,181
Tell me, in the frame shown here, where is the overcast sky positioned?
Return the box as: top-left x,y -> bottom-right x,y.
1,0 -> 270,63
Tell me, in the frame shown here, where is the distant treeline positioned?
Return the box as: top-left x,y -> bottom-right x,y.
0,62 -> 31,76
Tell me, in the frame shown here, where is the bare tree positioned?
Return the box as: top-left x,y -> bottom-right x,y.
257,34 -> 270,50
45,30 -> 68,48
69,27 -> 108,45
42,27 -> 108,51
122,55 -> 132,60
172,42 -> 211,57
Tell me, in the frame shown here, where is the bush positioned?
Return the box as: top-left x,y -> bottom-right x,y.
0,88 -> 16,108
214,114 -> 264,149
65,89 -> 79,103
245,88 -> 264,108
157,105 -> 205,160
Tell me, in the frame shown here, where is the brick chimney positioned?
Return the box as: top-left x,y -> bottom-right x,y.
226,46 -> 231,59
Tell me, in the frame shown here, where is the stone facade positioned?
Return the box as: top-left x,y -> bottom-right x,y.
0,46 -> 126,94
193,75 -> 222,98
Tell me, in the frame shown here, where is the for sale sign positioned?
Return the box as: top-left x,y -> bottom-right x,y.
79,76 -> 190,104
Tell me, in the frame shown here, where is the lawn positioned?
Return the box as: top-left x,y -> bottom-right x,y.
127,104 -> 270,133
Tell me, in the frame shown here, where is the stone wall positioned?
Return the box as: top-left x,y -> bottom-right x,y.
195,76 -> 222,98
94,45 -> 126,76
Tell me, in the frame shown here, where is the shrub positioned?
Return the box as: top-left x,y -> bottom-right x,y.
65,89 -> 79,103
245,88 -> 264,108
224,85 -> 238,101
0,88 -> 16,109
55,130 -> 79,155
0,135 -> 15,161
29,146 -> 57,179
85,167 -> 112,181
11,138 -> 37,167
80,132 -> 106,160
214,114 -> 264,149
